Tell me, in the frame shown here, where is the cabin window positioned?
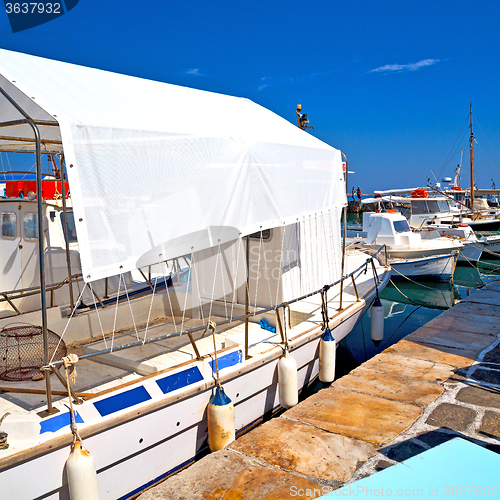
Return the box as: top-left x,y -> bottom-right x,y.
438,201 -> 449,212
426,200 -> 441,213
411,201 -> 427,214
24,213 -> 38,240
249,229 -> 272,241
60,210 -> 77,244
393,219 -> 410,233
1,212 -> 16,239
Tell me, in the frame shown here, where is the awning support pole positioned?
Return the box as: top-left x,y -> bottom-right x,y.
0,87 -> 57,416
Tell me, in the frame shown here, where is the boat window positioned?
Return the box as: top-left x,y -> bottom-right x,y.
438,201 -> 450,212
60,210 -> 77,244
248,229 -> 272,241
393,219 -> 410,233
411,201 -> 427,214
1,212 -> 16,239
24,213 -> 38,240
426,200 -> 440,213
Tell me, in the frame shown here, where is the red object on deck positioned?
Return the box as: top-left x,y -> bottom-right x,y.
5,180 -> 69,200
411,189 -> 428,198
451,186 -> 462,191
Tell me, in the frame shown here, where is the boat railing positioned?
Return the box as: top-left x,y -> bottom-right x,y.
46,246 -> 388,373
0,257 -> 190,316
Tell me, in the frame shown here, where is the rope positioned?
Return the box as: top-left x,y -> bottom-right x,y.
142,276 -> 158,345
63,354 -> 82,445
89,282 -> 107,349
253,230 -> 263,311
208,246 -> 221,323
49,283 -> 88,364
230,236 -> 243,321
122,274 -> 139,341
162,261 -> 178,333
389,265 -> 450,289
208,321 -> 221,388
181,258 -> 193,334
110,274 -> 122,352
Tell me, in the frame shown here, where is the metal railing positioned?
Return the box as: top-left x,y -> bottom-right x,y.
47,246 -> 388,369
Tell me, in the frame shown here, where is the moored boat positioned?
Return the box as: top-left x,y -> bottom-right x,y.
0,49 -> 390,499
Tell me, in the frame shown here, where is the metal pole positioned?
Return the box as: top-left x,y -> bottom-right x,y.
59,155 -> 74,310
0,87 -> 57,415
245,235 -> 250,359
339,153 -> 348,310
469,103 -> 475,210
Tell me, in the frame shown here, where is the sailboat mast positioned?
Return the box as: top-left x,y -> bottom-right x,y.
469,103 -> 475,209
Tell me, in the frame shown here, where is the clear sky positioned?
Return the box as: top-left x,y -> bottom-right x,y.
1,0 -> 499,193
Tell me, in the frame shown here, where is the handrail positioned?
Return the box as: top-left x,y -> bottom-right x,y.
47,247 -> 388,368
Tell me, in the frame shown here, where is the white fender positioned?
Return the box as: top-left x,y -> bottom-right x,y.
370,298 -> 384,346
207,387 -> 235,451
319,329 -> 336,383
66,441 -> 100,500
278,349 -> 298,409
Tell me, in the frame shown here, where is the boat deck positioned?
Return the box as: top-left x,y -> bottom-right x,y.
139,280 -> 500,499
0,250 -> 386,457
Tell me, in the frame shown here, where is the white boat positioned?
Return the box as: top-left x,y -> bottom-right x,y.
347,212 -> 461,281
0,49 -> 391,499
389,253 -> 457,282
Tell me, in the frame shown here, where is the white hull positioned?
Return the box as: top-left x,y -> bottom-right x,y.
0,269 -> 388,500
390,254 -> 456,282
457,241 -> 483,263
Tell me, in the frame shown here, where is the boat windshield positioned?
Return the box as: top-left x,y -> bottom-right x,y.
61,210 -> 78,244
411,200 -> 427,214
412,199 -> 449,215
393,219 -> 410,233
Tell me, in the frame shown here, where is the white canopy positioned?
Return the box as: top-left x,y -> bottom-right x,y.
0,49 -> 346,282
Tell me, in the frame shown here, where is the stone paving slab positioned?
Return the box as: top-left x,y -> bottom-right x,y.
360,352 -> 454,383
407,326 -> 496,353
425,402 -> 477,432
139,449 -> 325,499
452,301 -> 500,318
461,290 -> 500,306
229,417 -> 376,482
482,281 -> 500,292
456,385 -> 500,409
423,309 -> 500,336
479,411 -> 500,439
333,366 -> 443,406
483,343 -> 500,363
284,385 -> 422,445
382,339 -> 476,368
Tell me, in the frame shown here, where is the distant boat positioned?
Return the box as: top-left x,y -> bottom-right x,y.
347,212 -> 460,281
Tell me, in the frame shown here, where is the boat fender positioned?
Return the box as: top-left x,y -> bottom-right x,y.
370,298 -> 384,346
278,348 -> 298,409
66,441 -> 100,500
207,386 -> 235,452
319,328 -> 336,383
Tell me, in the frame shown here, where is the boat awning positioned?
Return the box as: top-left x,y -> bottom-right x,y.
0,49 -> 346,282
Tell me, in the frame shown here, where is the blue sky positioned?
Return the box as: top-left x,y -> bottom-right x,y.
1,0 -> 499,192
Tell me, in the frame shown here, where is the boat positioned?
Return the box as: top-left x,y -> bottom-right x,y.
347,212 -> 460,281
0,49 -> 391,499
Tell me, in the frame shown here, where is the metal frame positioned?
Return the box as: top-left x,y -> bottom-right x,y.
47,246 -> 387,369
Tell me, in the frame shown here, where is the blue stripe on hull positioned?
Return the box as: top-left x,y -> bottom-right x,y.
94,386 -> 152,417
156,366 -> 203,394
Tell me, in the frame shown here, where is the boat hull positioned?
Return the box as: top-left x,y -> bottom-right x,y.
0,272 -> 389,500
390,254 -> 456,282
